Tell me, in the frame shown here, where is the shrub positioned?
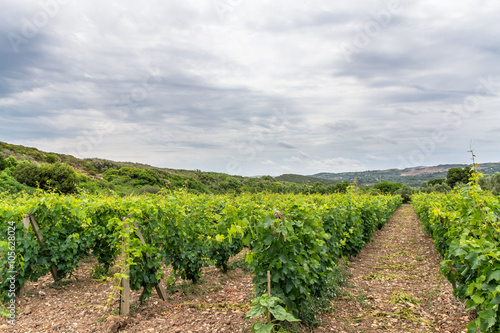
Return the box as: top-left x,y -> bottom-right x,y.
13,161 -> 41,187
5,156 -> 18,169
373,181 -> 403,194
103,167 -> 163,187
0,169 -> 34,193
45,154 -> 58,163
395,184 -> 414,203
13,161 -> 77,194
39,163 -> 78,194
0,155 -> 6,171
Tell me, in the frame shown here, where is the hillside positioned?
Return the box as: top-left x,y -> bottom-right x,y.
0,141 -> 315,195
311,163 -> 500,187
274,174 -> 337,185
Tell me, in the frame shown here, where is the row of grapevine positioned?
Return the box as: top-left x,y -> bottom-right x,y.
0,190 -> 402,324
412,173 -> 500,333
245,192 -> 401,323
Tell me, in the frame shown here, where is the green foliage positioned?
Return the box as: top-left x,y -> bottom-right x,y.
246,294 -> 300,333
39,163 -> 78,194
45,154 -> 58,164
420,181 -> 452,194
0,169 -> 35,194
395,184 -> 414,203
13,161 -> 40,187
413,171 -> 500,332
76,174 -> 113,194
446,166 -> 473,188
0,155 -> 6,171
479,173 -> 500,195
244,191 -> 401,325
330,181 -> 350,194
0,189 -> 401,327
103,167 -> 162,187
427,178 -> 445,186
5,157 -> 18,169
12,161 -> 77,194
373,181 -> 403,194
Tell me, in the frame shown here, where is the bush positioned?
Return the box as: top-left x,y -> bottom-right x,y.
395,184 -> 414,203
0,169 -> 34,193
479,173 -> 500,195
13,161 -> 77,194
13,161 -> 41,187
103,167 -> 163,187
0,155 -> 6,171
45,154 -> 58,163
373,181 -> 403,194
39,163 -> 78,193
5,156 -> 18,169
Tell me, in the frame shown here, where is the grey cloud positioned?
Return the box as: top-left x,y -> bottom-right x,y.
277,141 -> 296,149
325,120 -> 357,131
1,0 -> 499,176
362,136 -> 398,145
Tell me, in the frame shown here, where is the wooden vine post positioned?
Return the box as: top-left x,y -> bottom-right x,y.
132,221 -> 167,301
119,216 -> 167,316
17,215 -> 32,297
119,214 -> 132,316
267,270 -> 271,323
27,214 -> 59,282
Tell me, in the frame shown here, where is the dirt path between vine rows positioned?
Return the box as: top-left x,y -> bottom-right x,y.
320,204 -> 471,332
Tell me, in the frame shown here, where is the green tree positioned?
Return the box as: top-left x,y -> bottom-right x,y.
311,182 -> 326,194
427,178 -> 445,186
373,181 -> 403,194
395,184 -> 414,203
331,181 -> 350,193
490,173 -> 500,195
479,173 -> 500,195
446,166 -> 473,188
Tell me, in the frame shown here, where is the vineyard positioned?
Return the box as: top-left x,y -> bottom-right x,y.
2,173 -> 498,332
0,189 -> 401,331
412,172 -> 500,333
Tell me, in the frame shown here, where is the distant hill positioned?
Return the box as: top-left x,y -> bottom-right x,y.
309,163 -> 500,187
274,174 -> 338,186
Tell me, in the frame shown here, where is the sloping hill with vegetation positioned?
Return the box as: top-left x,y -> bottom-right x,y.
312,163 -> 500,187
274,174 -> 337,185
0,141 -> 343,195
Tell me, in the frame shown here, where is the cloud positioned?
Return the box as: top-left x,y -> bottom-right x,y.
284,156 -> 304,164
325,120 -> 357,131
304,157 -> 366,174
1,0 -> 500,176
366,154 -> 386,161
277,141 -> 296,149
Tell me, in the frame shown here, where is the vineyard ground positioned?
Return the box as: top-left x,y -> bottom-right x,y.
323,204 -> 471,332
2,204 -> 471,332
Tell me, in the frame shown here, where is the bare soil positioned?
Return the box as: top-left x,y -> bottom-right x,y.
2,204 -> 470,332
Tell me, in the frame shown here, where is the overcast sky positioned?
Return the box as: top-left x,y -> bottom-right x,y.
1,0 -> 499,176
